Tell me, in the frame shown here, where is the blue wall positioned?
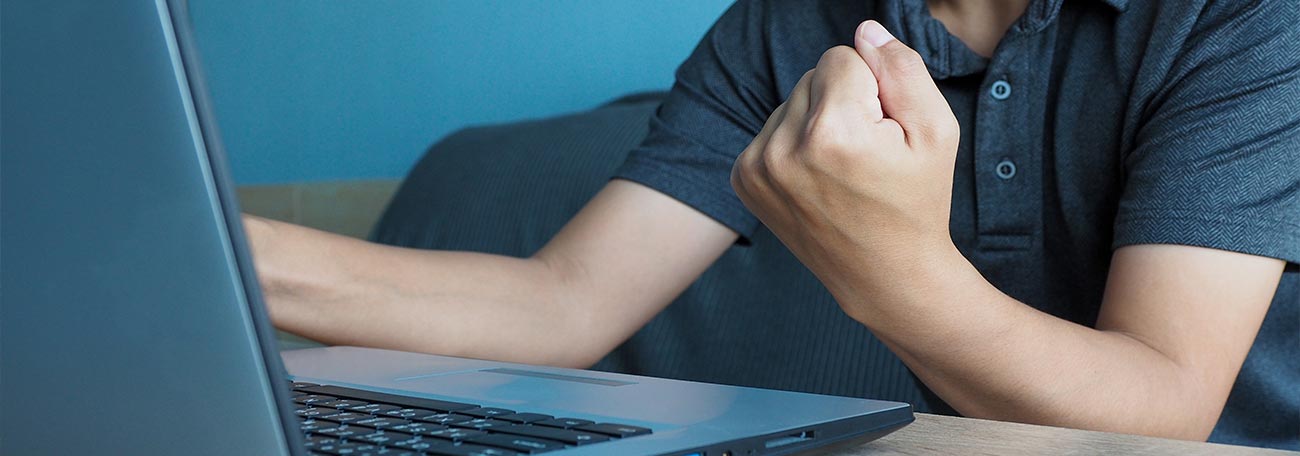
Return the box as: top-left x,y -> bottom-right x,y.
190,1 -> 733,184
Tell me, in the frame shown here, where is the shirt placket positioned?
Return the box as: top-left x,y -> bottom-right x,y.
972,29 -> 1054,252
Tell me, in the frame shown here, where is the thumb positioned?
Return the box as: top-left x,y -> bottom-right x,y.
853,20 -> 957,148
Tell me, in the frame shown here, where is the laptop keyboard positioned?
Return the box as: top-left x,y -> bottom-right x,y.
290,382 -> 652,455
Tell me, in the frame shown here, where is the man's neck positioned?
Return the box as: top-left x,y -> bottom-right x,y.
926,0 -> 1032,57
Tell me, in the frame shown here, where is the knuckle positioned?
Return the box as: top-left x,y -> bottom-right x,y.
729,162 -> 747,194
736,147 -> 760,175
801,113 -> 852,162
817,46 -> 860,73
928,114 -> 961,147
917,116 -> 960,150
819,45 -> 856,64
759,145 -> 784,176
794,69 -> 816,94
801,114 -> 837,150
732,150 -> 761,193
942,116 -> 961,144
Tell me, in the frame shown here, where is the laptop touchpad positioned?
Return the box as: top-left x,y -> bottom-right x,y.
391,368 -> 676,416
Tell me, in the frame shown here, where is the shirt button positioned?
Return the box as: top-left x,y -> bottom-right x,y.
995,159 -> 1017,180
990,80 -> 1012,100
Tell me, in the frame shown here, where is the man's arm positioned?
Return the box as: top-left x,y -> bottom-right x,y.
856,244 -> 1280,440
731,21 -> 1285,440
246,179 -> 737,368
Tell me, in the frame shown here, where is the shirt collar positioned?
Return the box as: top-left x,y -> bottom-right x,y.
875,0 -> 1124,79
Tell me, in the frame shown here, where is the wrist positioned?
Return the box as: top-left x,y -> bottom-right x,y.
824,235 -> 968,324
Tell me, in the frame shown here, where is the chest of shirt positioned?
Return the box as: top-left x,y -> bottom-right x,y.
769,1 -> 1141,314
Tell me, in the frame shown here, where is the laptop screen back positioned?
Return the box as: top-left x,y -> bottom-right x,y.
1,1 -> 301,453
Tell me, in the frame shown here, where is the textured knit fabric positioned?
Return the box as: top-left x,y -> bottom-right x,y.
373,98 -> 659,254
611,0 -> 1300,449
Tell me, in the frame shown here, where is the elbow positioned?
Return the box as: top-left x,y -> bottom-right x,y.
544,291 -> 620,370
1117,390 -> 1225,441
1146,399 -> 1221,442
1106,380 -> 1226,441
1119,414 -> 1217,443
525,314 -> 615,370
527,254 -> 619,370
1100,331 -> 1228,442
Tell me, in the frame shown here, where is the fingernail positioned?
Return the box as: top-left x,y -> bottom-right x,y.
859,20 -> 895,48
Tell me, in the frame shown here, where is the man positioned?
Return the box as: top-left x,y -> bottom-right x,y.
245,0 -> 1299,449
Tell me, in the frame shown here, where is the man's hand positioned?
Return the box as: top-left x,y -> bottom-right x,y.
730,20 -> 960,320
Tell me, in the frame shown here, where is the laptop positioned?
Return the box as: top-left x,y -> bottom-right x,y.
0,1 -> 913,455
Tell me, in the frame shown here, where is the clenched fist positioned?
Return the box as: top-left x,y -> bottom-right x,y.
730,20 -> 961,320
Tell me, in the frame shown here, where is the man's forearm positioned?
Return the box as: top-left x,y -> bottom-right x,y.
244,215 -> 605,368
821,242 -> 1218,440
242,181 -> 740,370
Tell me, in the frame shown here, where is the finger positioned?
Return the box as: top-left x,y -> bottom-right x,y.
732,71 -> 813,217
734,95 -> 790,195
742,68 -> 811,178
808,46 -> 883,123
745,100 -> 788,164
751,68 -> 806,150
853,20 -> 957,148
785,69 -> 815,117
769,69 -> 815,153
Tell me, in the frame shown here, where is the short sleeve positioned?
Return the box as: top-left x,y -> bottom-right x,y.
613,0 -> 778,241
1114,1 -> 1300,266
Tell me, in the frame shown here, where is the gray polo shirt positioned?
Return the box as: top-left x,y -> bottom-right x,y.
612,0 -> 1299,449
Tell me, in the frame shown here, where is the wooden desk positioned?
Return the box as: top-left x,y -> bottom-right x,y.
831,413 -> 1293,455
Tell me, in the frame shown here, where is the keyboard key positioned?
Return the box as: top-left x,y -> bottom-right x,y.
351,404 -> 404,415
389,421 -> 449,436
320,399 -> 371,409
383,408 -> 436,419
303,435 -> 338,450
366,449 -> 422,456
301,419 -> 346,433
297,407 -> 336,418
295,395 -> 338,405
317,411 -> 373,423
495,413 -> 552,424
351,416 -> 412,429
387,436 -> 457,452
417,413 -> 475,425
575,422 -> 652,438
351,430 -> 415,446
307,438 -> 348,453
422,428 -> 486,442
314,441 -> 381,455
298,385 -> 478,413
493,424 -> 610,445
532,418 -> 593,429
451,418 -> 514,431
314,424 -> 372,439
465,433 -> 565,453
460,407 -> 515,418
425,443 -> 520,456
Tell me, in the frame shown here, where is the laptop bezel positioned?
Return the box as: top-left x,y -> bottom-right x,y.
164,0 -> 308,453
